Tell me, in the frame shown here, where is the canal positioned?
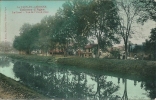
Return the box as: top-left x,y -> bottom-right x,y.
0,56 -> 155,100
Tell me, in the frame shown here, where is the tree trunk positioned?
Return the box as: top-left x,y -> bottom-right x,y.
122,79 -> 128,100
97,43 -> 100,58
51,51 -> 54,56
154,42 -> 156,60
97,34 -> 100,58
64,46 -> 67,57
124,42 -> 127,59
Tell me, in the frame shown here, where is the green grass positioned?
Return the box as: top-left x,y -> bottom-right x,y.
0,73 -> 48,99
2,53 -> 156,79
1,53 -> 55,63
57,57 -> 156,78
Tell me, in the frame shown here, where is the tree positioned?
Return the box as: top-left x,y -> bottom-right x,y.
136,0 -> 156,55
116,0 -> 143,59
29,23 -> 41,49
19,23 -> 30,32
61,0 -> 91,51
13,36 -> 23,52
89,0 -> 120,57
13,23 -> 41,54
110,49 -> 120,59
52,9 -> 69,56
144,28 -> 156,60
38,16 -> 56,56
137,0 -> 156,23
52,0 -> 91,56
149,28 -> 156,60
71,0 -> 92,48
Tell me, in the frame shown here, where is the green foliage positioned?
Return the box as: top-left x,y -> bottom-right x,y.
137,0 -> 156,23
13,23 -> 41,54
144,28 -> 156,53
110,50 -> 120,58
149,28 -> 156,43
90,0 -> 120,50
13,0 -> 120,54
13,36 -> 24,51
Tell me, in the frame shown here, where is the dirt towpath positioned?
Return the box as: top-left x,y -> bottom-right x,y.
0,74 -> 48,99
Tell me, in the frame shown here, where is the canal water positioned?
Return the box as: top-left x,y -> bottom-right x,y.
0,57 -> 155,100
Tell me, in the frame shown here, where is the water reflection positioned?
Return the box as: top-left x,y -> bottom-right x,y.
0,56 -> 10,67
143,78 -> 156,99
121,79 -> 128,100
90,74 -> 120,100
0,58 -> 155,100
13,61 -> 120,99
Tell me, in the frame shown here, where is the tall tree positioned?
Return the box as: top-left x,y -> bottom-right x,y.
38,16 -> 55,56
52,9 -> 69,56
62,0 -> 91,50
13,23 -> 41,54
90,0 -> 120,57
13,36 -> 23,53
116,0 -> 143,59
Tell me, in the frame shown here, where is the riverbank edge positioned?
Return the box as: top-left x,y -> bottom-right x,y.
0,73 -> 48,99
2,53 -> 156,79
57,57 -> 156,78
3,53 -> 55,63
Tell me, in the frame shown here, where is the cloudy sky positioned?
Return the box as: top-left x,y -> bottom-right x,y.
0,1 -> 65,42
0,1 -> 156,46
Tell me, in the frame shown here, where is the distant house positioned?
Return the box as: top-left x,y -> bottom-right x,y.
84,44 -> 98,57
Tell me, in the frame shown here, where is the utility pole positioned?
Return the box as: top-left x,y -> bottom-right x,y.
4,7 -> 7,53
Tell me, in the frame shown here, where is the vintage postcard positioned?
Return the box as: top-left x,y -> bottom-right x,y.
0,0 -> 156,99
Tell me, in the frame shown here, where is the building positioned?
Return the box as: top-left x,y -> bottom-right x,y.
84,44 -> 98,57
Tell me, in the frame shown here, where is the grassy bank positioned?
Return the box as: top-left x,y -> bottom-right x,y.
57,57 -> 156,78
0,73 -> 48,99
2,53 -> 156,79
1,53 -> 55,63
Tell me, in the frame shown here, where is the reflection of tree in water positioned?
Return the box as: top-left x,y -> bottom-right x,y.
117,78 -> 128,100
13,61 -> 119,99
13,62 -> 35,85
121,79 -> 128,100
141,76 -> 156,99
69,70 -> 88,99
13,61 -> 56,95
90,74 -> 119,100
120,77 -> 156,100
0,56 -> 10,67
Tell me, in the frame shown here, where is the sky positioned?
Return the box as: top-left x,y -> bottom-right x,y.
114,20 -> 156,46
0,1 -> 65,42
0,1 -> 156,46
